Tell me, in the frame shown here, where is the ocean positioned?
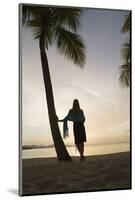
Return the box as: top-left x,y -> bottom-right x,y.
22,143 -> 130,159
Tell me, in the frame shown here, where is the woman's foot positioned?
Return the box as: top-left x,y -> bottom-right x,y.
80,156 -> 86,162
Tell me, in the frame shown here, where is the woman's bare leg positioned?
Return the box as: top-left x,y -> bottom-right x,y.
77,143 -> 86,161
80,143 -> 84,156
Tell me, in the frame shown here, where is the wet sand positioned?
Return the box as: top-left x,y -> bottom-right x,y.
22,152 -> 131,195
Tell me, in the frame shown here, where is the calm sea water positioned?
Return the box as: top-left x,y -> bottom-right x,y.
22,143 -> 130,159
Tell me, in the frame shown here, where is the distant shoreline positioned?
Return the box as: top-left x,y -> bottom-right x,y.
22,144 -> 74,150
22,142 -> 130,150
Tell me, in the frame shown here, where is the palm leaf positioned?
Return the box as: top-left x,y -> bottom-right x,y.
54,8 -> 82,31
22,6 -> 39,25
55,26 -> 85,67
119,63 -> 130,87
23,8 -> 54,48
121,14 -> 131,33
121,41 -> 130,63
23,6 -> 86,65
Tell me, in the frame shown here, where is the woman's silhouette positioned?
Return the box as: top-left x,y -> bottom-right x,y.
58,99 -> 87,161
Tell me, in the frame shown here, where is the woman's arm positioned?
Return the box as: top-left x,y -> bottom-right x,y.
57,110 -> 71,122
56,115 -> 64,122
58,116 -> 69,122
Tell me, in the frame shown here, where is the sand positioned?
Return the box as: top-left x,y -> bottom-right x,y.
22,152 -> 131,195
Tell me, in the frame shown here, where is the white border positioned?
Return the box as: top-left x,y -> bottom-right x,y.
0,0 -> 134,199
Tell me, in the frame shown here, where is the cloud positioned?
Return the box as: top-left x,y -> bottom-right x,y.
70,81 -> 103,98
69,81 -> 120,107
107,121 -> 129,132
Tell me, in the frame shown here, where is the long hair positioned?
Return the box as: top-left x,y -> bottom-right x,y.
72,99 -> 81,113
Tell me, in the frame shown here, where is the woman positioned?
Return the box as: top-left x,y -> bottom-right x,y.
58,99 -> 87,161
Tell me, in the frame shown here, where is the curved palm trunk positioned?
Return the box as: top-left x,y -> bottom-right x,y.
39,35 -> 72,161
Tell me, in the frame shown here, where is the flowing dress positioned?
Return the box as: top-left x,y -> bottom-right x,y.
73,121 -> 86,145
63,109 -> 87,145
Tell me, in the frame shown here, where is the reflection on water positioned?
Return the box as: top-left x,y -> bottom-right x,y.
22,143 -> 130,159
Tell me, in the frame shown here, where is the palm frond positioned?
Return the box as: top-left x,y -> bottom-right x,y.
55,26 -> 85,67
119,13 -> 131,88
32,27 -> 41,39
22,6 -> 39,25
54,8 -> 82,32
121,14 -> 131,33
22,6 -> 86,63
121,41 -> 130,63
119,63 -> 130,87
23,8 -> 54,48
44,27 -> 54,49
27,18 -> 42,39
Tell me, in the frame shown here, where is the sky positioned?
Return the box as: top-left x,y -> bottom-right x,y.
22,7 -> 130,148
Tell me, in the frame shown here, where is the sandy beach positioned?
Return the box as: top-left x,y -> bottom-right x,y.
22,152 -> 131,195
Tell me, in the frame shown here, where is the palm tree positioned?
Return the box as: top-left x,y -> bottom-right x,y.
121,14 -> 130,33
119,13 -> 131,87
119,42 -> 130,87
22,5 -> 86,161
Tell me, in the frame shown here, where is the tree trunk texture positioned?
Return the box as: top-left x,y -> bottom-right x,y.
39,34 -> 72,161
